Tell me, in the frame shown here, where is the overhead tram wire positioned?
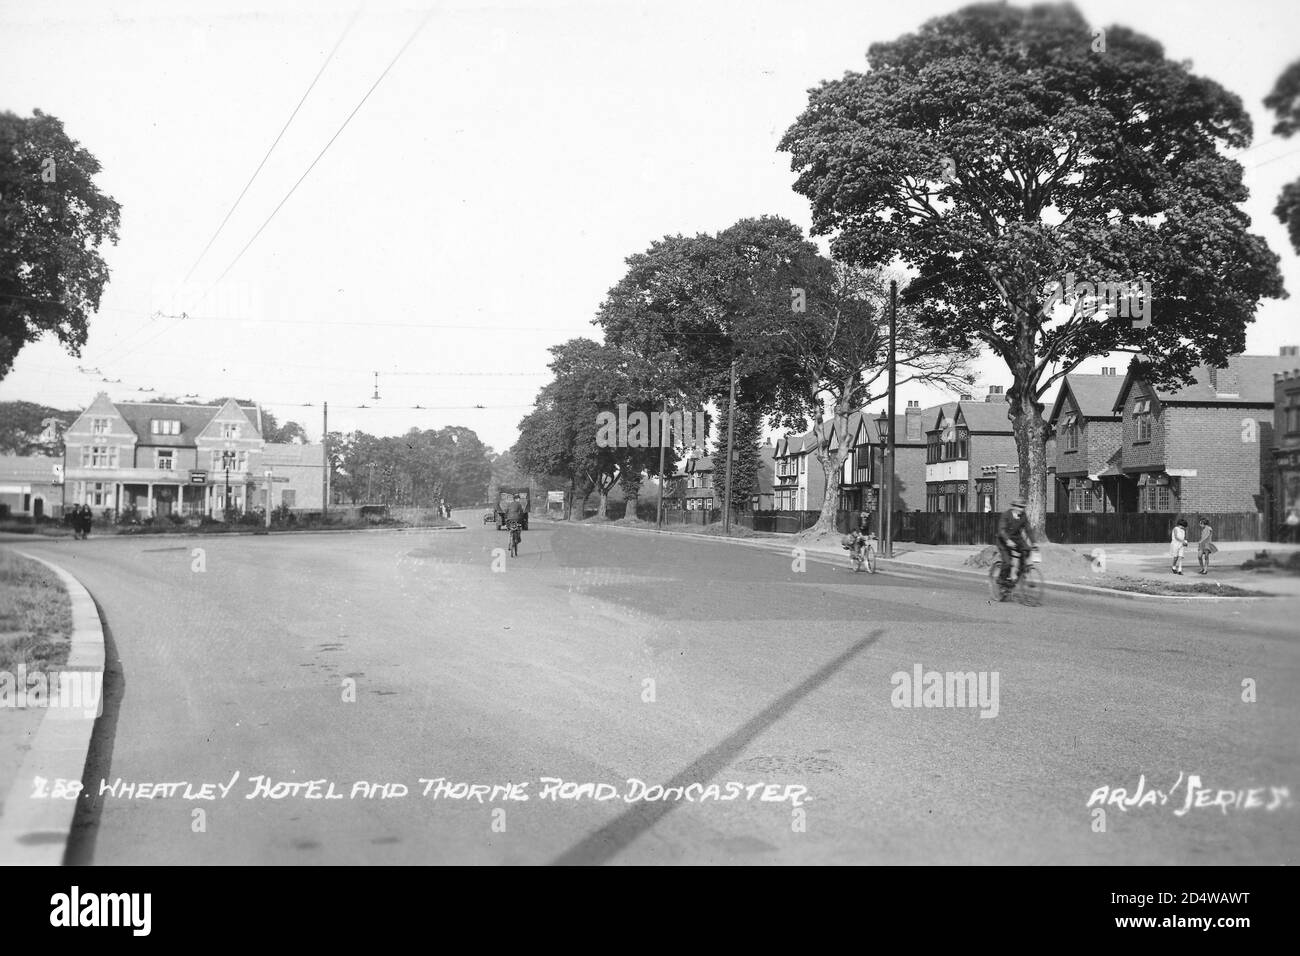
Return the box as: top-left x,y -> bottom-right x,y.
180,3 -> 364,288
94,8 -> 365,370
116,4 -> 438,363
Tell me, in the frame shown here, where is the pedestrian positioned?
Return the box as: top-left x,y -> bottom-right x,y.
1196,517 -> 1217,575
1169,518 -> 1188,575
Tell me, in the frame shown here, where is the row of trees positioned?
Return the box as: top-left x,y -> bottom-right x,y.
514,2 -> 1293,538
325,426 -> 493,508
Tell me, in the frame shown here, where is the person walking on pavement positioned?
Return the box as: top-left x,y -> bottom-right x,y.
1169,518 -> 1189,574
1197,517 -> 1217,574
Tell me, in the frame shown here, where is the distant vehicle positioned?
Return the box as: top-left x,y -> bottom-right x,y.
494,486 -> 530,531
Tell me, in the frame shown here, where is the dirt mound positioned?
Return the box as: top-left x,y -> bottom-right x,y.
1239,550 -> 1300,575
700,524 -> 757,538
963,542 -> 1098,572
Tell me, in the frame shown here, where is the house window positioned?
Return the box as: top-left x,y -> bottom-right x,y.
222,423 -> 240,439
212,450 -> 247,472
88,446 -> 118,468
1133,398 -> 1153,441
89,482 -> 107,507
156,449 -> 175,471
1286,392 -> 1300,434
1063,414 -> 1080,451
976,480 -> 996,513
281,490 -> 296,509
91,417 -> 111,435
1070,481 -> 1096,512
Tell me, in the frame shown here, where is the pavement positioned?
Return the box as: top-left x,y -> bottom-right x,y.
584,519 -> 1300,598
0,512 -> 1296,864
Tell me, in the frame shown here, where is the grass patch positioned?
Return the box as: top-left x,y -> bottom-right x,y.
699,523 -> 758,538
0,550 -> 73,674
1100,576 -> 1267,598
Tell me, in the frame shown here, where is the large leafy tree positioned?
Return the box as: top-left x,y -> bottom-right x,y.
0,400 -> 81,455
0,110 -> 121,380
1265,60 -> 1300,254
780,2 -> 1286,533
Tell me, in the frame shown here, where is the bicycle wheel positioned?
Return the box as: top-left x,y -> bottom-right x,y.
865,545 -> 876,574
988,561 -> 1006,601
1019,566 -> 1044,606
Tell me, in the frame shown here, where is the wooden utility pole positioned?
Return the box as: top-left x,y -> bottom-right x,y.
322,402 -> 330,516
656,396 -> 667,531
884,280 -> 897,559
722,358 -> 737,534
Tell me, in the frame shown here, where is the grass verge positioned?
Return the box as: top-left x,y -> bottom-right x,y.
0,549 -> 73,674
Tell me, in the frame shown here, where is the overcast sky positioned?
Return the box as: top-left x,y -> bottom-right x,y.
2,0 -> 1297,451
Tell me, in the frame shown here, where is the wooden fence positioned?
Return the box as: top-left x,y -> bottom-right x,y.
891,510 -> 1266,546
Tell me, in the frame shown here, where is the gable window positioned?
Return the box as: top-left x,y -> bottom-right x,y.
212,450 -> 247,472
222,423 -> 240,439
1133,398 -> 1153,441
1062,414 -> 1080,451
91,417 -> 111,435
151,419 -> 180,436
85,446 -> 118,468
156,449 -> 175,471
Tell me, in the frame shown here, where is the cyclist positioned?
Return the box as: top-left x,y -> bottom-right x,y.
996,497 -> 1036,592
504,494 -> 525,552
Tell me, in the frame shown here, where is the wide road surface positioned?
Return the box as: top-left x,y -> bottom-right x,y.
9,516 -> 1299,864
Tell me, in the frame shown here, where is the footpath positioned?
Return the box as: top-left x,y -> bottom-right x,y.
561,517 -> 1300,601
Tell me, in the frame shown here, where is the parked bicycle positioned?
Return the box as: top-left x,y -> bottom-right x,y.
842,530 -> 877,574
988,547 -> 1043,605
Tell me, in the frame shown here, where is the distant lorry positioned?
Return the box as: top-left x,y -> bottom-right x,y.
494,486 -> 530,530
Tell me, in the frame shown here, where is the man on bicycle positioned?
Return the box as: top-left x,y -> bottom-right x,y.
505,495 -> 525,529
996,497 -> 1036,589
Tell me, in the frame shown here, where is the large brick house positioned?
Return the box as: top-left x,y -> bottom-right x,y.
64,394 -> 324,518
772,425 -> 828,511
1047,370 -> 1125,513
838,402 -> 927,513
1273,360 -> 1300,536
682,445 -> 776,511
924,393 -> 1020,512
1110,354 -> 1292,515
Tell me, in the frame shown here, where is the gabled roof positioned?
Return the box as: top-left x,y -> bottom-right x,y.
1049,374 -> 1125,423
1114,355 -> 1294,411
926,400 -> 1013,434
112,401 -> 262,448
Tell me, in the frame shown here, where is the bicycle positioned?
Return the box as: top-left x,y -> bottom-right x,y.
843,532 -> 877,574
988,546 -> 1043,606
507,519 -> 522,558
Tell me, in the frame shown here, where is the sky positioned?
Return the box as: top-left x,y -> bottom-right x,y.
2,0 -> 1298,452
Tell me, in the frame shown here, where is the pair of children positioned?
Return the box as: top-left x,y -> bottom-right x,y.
1170,518 -> 1216,575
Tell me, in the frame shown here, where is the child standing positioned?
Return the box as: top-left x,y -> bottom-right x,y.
1170,518 -> 1189,575
1197,518 -> 1217,574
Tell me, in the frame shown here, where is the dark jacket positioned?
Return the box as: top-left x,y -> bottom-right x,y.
505,500 -> 525,523
997,508 -> 1033,547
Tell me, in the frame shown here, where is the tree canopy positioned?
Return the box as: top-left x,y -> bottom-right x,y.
780,1 -> 1286,530
0,109 -> 121,380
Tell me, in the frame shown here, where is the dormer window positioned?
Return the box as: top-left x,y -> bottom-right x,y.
151,419 -> 180,435
1132,397 -> 1153,441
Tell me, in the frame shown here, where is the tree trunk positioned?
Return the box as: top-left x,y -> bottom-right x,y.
808,406 -> 850,536
597,489 -> 608,518
1008,387 -> 1050,541
624,493 -> 637,519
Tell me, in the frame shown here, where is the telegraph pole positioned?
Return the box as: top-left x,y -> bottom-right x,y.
722,358 -> 737,534
322,401 -> 330,516
656,395 -> 667,531
883,280 -> 897,559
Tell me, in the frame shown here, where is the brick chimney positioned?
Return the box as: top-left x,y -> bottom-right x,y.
959,393 -> 973,401
985,385 -> 1006,402
1208,361 -> 1240,397
905,400 -> 922,440
1282,345 -> 1299,357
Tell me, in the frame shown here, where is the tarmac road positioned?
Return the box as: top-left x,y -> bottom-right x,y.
8,516 -> 1298,864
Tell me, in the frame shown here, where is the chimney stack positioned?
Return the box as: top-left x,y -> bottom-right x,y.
905,401 -> 922,440
985,385 -> 1006,402
1282,346 -> 1299,357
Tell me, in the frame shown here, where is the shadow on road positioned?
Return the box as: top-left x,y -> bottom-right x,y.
63,594 -> 124,866
550,629 -> 884,865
